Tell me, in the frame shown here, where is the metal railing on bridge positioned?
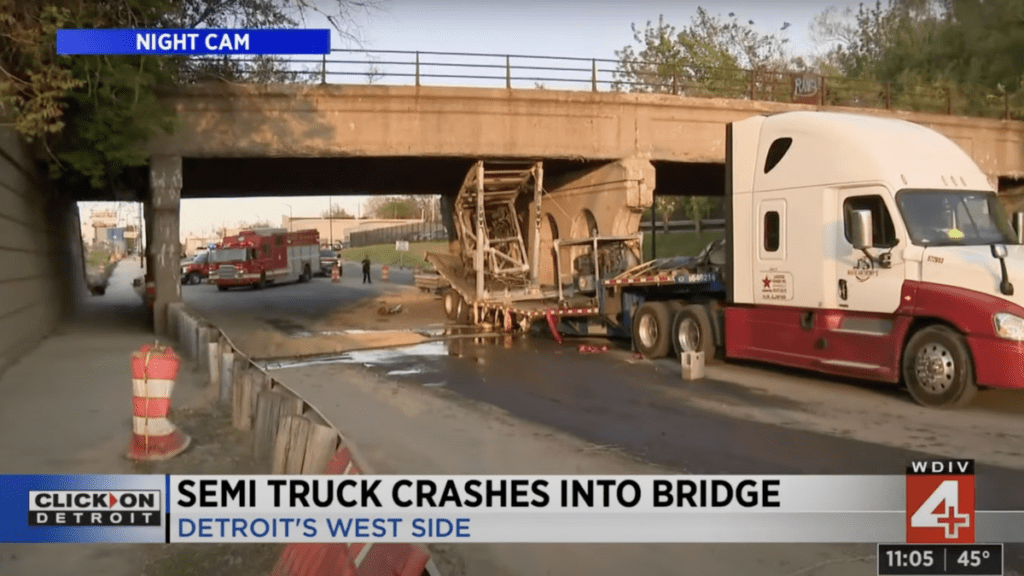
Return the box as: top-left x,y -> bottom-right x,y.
188,49 -> 1024,120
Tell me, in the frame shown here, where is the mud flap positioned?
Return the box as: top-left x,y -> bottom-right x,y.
545,311 -> 563,345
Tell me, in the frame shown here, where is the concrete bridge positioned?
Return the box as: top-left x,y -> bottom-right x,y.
5,81 -> 1024,356
154,84 -> 1024,198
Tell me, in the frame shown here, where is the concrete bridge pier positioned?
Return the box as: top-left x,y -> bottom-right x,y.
148,155 -> 182,334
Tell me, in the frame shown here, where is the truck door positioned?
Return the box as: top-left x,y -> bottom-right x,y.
823,187 -> 907,376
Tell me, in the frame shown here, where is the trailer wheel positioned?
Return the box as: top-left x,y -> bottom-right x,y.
672,304 -> 714,359
443,289 -> 459,321
902,325 -> 978,408
632,302 -> 672,359
454,293 -> 471,324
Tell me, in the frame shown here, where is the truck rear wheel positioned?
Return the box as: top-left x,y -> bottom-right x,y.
902,325 -> 978,408
255,273 -> 267,290
301,265 -> 312,282
632,302 -> 672,359
672,304 -> 714,359
217,285 -> 228,292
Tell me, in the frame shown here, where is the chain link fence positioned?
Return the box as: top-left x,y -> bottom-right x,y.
348,222 -> 448,248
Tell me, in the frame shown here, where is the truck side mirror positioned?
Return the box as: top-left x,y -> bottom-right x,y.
849,209 -> 874,250
1012,211 -> 1024,244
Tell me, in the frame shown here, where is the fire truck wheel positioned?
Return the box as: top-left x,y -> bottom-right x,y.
672,304 -> 714,359
902,325 -> 978,408
217,285 -> 228,292
443,289 -> 459,321
255,273 -> 267,290
185,272 -> 200,285
632,302 -> 672,359
301,265 -> 312,282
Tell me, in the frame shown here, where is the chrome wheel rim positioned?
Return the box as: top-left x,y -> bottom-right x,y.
676,317 -> 700,352
914,343 -> 955,393
638,314 -> 658,348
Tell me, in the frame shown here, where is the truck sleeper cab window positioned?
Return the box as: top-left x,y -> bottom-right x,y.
764,211 -> 780,252
896,189 -> 1016,246
844,195 -> 897,247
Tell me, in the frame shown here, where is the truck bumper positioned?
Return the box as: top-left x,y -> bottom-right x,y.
967,335 -> 1024,389
214,278 -> 255,287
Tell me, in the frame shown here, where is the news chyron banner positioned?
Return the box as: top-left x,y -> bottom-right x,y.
0,462 -> 1020,546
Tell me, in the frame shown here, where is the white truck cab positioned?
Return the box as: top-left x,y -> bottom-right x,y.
724,111 -> 1024,407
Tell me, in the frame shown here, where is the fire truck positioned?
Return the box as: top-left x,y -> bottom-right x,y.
210,228 -> 320,290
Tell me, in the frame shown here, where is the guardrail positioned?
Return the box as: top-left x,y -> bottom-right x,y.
188,49 -> 1024,120
639,218 -> 726,234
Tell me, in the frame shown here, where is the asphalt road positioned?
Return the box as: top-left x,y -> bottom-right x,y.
181,270 -> 1024,570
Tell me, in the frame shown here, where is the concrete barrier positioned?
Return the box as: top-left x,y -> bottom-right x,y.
164,304 -> 442,576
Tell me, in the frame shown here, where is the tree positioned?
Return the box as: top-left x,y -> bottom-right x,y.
0,0 -> 381,197
614,10 -> 794,98
654,196 -> 680,232
363,195 -> 438,220
323,203 -> 354,218
682,196 -> 715,236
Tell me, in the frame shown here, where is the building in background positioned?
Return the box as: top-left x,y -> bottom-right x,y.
280,216 -> 424,247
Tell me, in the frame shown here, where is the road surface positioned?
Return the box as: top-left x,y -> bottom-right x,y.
181,273 -> 1024,573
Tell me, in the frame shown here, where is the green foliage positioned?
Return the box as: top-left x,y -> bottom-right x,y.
614,9 -> 793,98
1,0 -> 377,196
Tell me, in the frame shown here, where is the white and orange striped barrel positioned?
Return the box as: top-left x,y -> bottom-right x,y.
126,344 -> 191,461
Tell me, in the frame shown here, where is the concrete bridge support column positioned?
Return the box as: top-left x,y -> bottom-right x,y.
149,155 -> 182,335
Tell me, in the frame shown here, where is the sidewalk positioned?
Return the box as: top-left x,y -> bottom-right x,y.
0,258 -> 207,576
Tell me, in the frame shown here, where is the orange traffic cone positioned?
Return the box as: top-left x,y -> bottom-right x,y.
126,344 -> 191,461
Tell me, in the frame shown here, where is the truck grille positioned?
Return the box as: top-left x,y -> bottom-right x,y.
218,266 -> 237,279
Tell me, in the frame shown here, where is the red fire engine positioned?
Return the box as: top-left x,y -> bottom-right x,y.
211,228 -> 320,291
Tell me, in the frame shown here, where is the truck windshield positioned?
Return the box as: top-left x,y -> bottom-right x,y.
896,189 -> 1017,246
212,248 -> 248,262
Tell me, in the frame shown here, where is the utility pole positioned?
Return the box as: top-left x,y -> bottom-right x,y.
283,203 -> 293,231
329,196 -> 334,247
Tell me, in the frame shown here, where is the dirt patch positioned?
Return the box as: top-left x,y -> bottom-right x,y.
316,288 -> 442,332
226,288 -> 447,360
133,405 -> 285,576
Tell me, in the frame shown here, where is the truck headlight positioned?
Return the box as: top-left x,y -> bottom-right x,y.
994,312 -> 1024,341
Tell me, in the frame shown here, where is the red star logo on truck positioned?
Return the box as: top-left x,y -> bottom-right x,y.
762,276 -> 772,289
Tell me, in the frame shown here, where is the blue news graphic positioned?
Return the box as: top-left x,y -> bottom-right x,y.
0,475 -> 166,543
56,29 -> 331,56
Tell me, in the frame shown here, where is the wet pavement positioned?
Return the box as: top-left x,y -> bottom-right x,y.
184,276 -> 1024,570
259,330 -> 1024,570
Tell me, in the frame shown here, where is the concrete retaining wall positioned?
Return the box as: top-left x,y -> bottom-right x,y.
0,128 -> 85,377
165,301 -> 443,575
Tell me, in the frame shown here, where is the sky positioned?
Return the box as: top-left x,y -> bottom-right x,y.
79,0 -> 864,239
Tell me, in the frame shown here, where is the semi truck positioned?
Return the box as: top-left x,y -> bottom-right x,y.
427,111 -> 1024,408
211,228 -> 320,290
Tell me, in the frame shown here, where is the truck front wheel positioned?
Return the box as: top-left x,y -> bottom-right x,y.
902,325 -> 978,408
672,304 -> 715,359
632,302 -> 672,359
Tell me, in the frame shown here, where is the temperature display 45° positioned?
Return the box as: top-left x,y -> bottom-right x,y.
877,543 -> 1003,575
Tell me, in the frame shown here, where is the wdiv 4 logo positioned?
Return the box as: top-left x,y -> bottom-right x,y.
906,459 -> 975,543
